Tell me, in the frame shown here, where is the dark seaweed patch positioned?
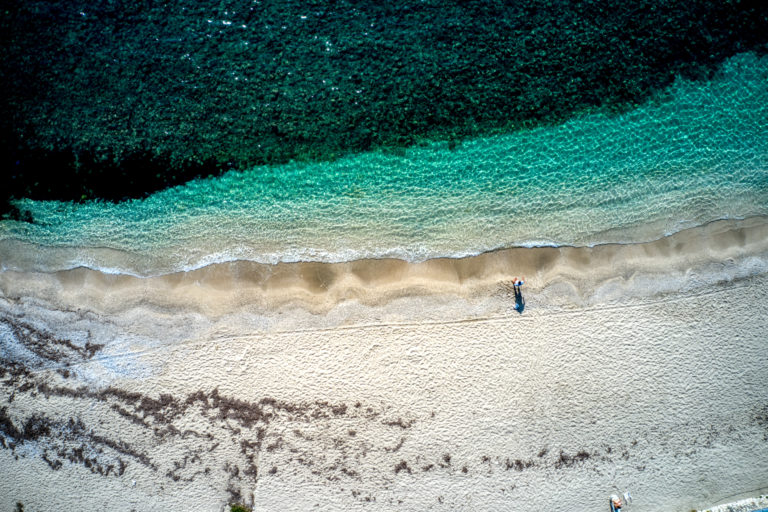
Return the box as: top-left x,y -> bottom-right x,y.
753,405 -> 768,440
394,460 -> 412,474
383,417 -> 415,429
1,314 -> 104,367
385,437 -> 405,453
505,458 -> 535,472
0,410 -> 146,476
554,450 -> 592,469
0,359 -> 420,500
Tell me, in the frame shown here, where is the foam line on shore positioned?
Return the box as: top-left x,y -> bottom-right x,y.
0,215 -> 757,278
1,217 -> 767,317
699,493 -> 768,512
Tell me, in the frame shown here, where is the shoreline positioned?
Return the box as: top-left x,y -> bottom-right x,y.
1,216 -> 767,321
2,214 -> 765,274
698,494 -> 768,512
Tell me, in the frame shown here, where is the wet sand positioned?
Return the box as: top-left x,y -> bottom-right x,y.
1,218 -> 768,511
3,217 -> 768,318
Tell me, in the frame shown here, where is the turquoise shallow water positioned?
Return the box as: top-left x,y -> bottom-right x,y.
1,52 -> 767,276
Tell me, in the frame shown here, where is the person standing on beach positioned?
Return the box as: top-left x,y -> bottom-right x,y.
512,276 -> 525,313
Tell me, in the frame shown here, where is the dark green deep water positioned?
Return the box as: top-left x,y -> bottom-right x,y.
0,2 -> 767,272
2,0 -> 767,204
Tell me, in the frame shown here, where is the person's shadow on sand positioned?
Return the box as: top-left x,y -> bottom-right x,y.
514,286 -> 525,313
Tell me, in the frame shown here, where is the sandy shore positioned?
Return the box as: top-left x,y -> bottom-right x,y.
1,218 -> 768,511
700,495 -> 768,512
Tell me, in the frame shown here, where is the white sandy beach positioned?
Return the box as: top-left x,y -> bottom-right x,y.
2,218 -> 768,511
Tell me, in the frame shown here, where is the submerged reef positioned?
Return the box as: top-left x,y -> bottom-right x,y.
2,0 -> 767,213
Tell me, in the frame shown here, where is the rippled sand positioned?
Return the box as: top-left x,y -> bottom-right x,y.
1,218 -> 768,511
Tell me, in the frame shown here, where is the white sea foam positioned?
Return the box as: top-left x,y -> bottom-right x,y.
0,216 -> 766,278
699,495 -> 768,512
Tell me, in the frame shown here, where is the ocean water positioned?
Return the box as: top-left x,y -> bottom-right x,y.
1,52 -> 767,276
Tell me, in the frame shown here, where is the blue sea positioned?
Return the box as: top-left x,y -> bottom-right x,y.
1,52 -> 767,276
